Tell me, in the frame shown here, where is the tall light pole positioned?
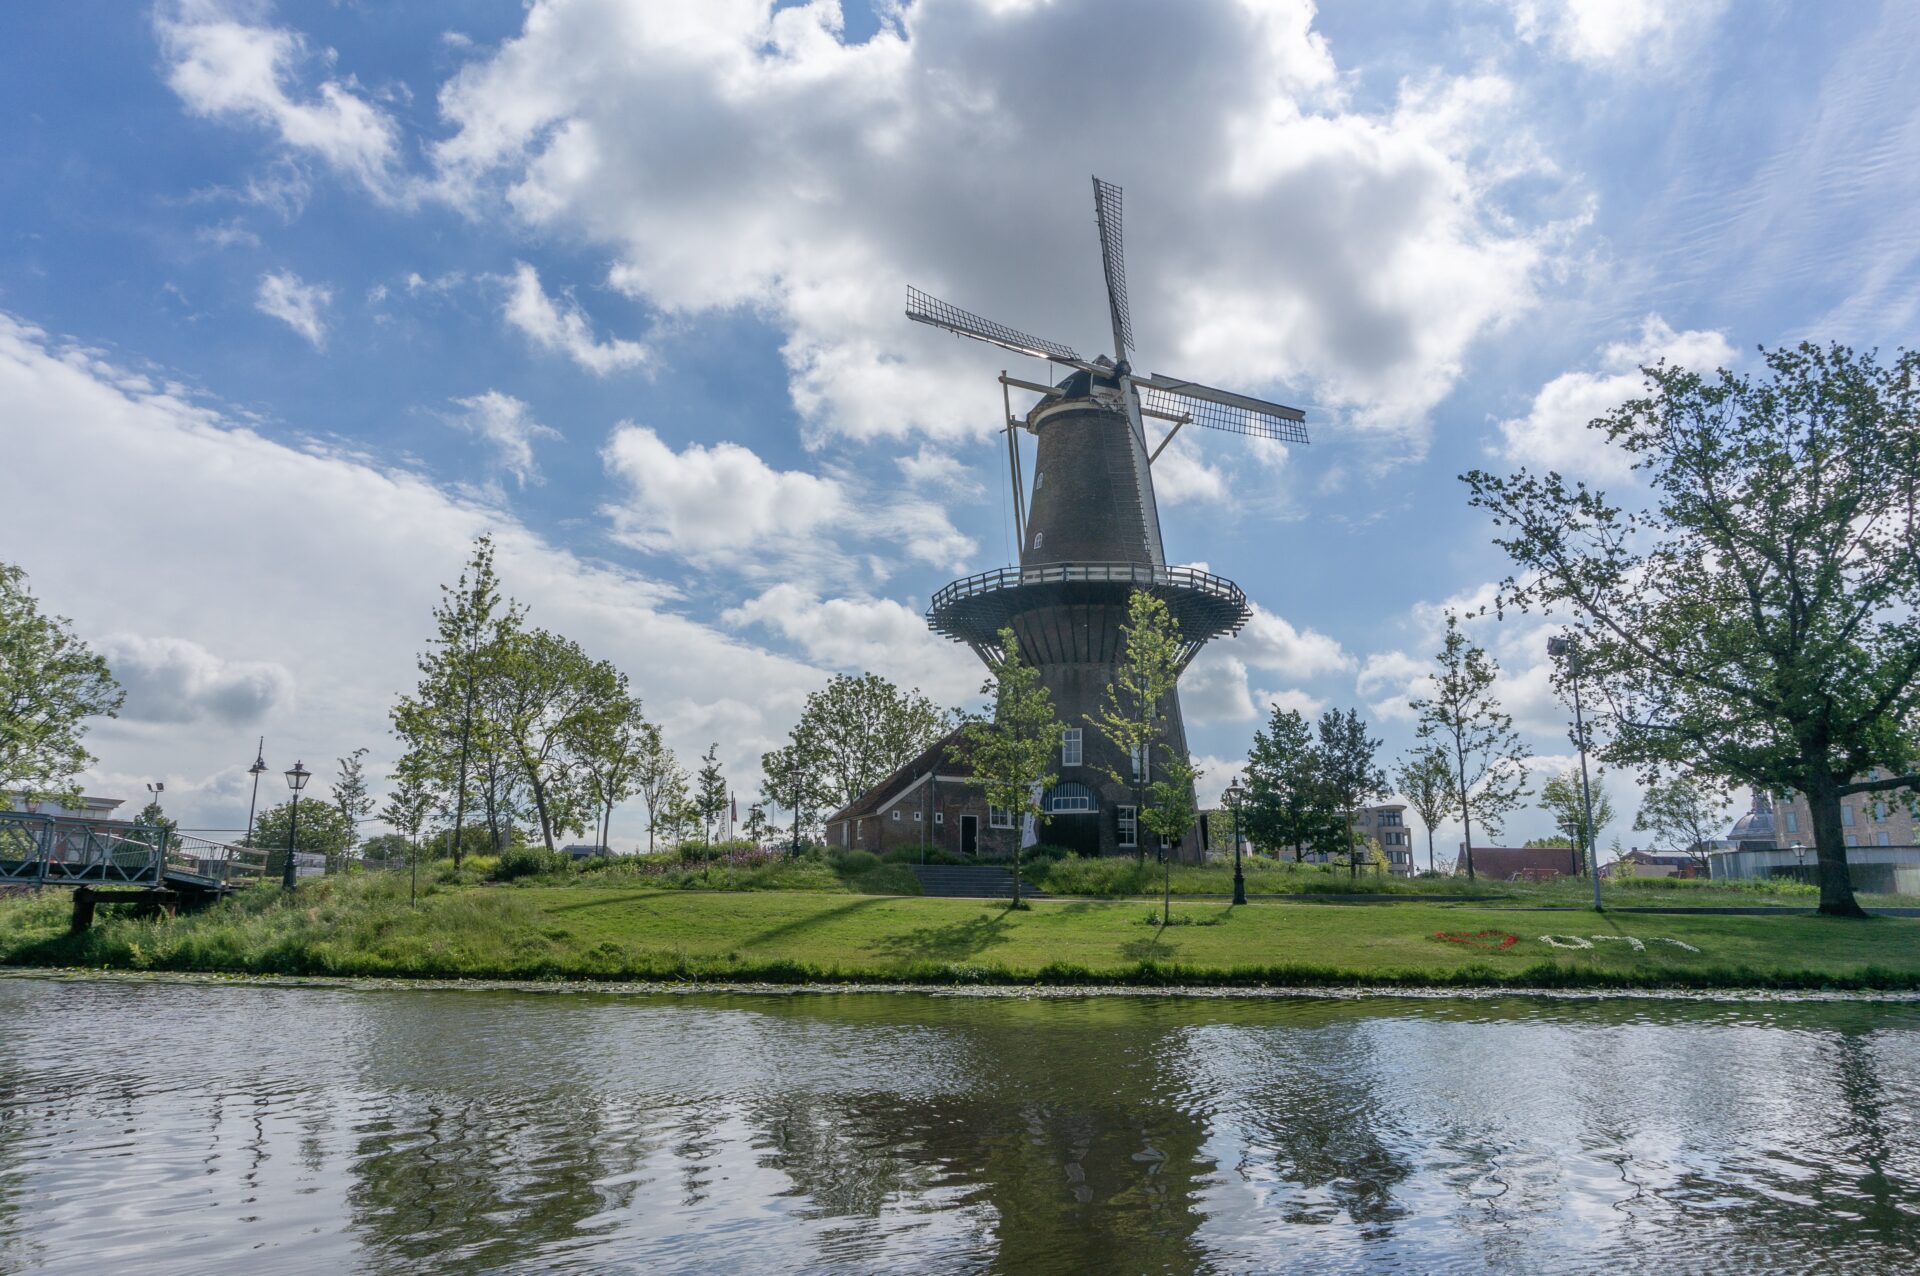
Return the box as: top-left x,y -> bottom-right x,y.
243,740 -> 268,885
1225,777 -> 1247,906
282,760 -> 311,891
790,755 -> 802,858
1548,635 -> 1603,912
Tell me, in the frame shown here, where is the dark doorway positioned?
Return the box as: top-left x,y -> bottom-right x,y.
960,814 -> 978,856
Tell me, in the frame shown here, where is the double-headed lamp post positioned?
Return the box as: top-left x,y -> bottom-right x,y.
282,760 -> 311,891
1548,635 -> 1603,912
1224,777 -> 1248,906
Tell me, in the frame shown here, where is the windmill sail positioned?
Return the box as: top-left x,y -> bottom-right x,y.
1092,177 -> 1134,359
906,286 -> 1082,364
1136,375 -> 1310,445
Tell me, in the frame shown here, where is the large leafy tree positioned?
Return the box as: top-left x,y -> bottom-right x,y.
1410,612 -> 1531,880
1464,342 -> 1920,917
390,536 -> 522,867
567,681 -> 647,854
634,723 -> 683,852
251,798 -> 354,878
1538,767 -> 1616,876
1393,746 -> 1456,874
1088,590 -> 1187,863
1316,708 -> 1387,876
961,628 -> 1062,904
760,740 -> 815,849
787,672 -> 952,815
492,629 -> 610,853
0,563 -> 124,807
1634,773 -> 1730,872
1242,705 -> 1331,862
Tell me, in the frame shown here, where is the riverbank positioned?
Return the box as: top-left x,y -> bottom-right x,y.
5,875 -> 1919,990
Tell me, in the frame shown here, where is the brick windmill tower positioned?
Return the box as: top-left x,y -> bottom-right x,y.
909,178 -> 1310,858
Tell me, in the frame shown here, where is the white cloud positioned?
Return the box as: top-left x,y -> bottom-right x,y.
723,584 -> 979,706
157,0 -> 407,201
1149,432 -> 1229,506
1507,0 -> 1729,70
0,310 -> 859,837
501,261 -> 650,375
425,0 -> 1566,443
1496,314 -> 1735,483
448,390 -> 561,487
94,634 -> 293,726
600,423 -> 847,567
1357,649 -> 1431,723
1223,602 -> 1353,679
254,269 -> 331,347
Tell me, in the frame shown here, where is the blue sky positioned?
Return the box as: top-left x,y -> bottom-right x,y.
4,0 -> 1918,849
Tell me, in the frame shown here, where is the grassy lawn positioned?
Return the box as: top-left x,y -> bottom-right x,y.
4,873 -> 1918,989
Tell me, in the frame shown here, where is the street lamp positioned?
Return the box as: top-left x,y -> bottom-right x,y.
1792,842 -> 1807,884
790,755 -> 802,858
282,760 -> 311,891
1224,777 -> 1248,906
242,739 -> 268,885
1548,634 -> 1603,913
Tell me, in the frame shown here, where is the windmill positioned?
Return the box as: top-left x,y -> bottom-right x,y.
907,177 -> 1311,859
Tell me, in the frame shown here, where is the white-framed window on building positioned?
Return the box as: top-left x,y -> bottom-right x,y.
892,810 -> 902,821
1129,743 -> 1146,781
1033,471 -> 1043,492
1117,805 -> 1137,848
934,811 -> 944,825
1846,833 -> 1859,847
1842,804 -> 1855,826
1378,811 -> 1403,827
1061,728 -> 1083,767
914,810 -> 922,822
989,805 -> 1013,829
1785,810 -> 1799,834
1874,800 -> 1887,821
1877,832 -> 1892,846
1033,531 -> 1044,551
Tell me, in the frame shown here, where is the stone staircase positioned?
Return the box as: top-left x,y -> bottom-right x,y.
908,864 -> 1046,899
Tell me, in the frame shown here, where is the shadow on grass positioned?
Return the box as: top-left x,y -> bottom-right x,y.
743,897 -> 889,949
866,903 -> 1018,962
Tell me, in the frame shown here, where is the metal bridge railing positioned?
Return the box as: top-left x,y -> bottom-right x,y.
929,561 -> 1247,612
0,811 -> 163,887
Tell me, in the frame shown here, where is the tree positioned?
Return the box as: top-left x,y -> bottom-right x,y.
1635,773 -> 1731,872
491,629 -> 606,853
788,673 -> 952,815
1316,708 -> 1387,877
961,628 -> 1062,906
1394,746 -> 1456,874
634,723 -> 681,853
1242,705 -> 1334,862
330,747 -> 373,872
760,741 -> 814,851
1539,767 -> 1616,876
1410,612 -> 1531,880
250,799 -> 354,879
380,757 -> 435,905
1463,342 -> 1920,917
1140,755 -> 1201,925
390,536 -> 522,868
571,689 -> 647,855
0,562 -> 124,807
695,743 -> 727,847
1088,591 -> 1187,863
133,798 -> 180,852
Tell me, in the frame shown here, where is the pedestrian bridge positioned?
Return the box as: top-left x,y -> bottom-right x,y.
0,810 -> 268,894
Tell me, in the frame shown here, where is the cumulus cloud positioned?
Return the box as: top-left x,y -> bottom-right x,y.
500,261 -> 650,375
723,583 -> 979,705
424,0 -> 1565,443
156,0 -> 407,201
601,424 -> 847,566
1507,0 -> 1730,70
0,309 -> 844,835
95,634 -> 293,726
1496,314 -> 1735,483
1224,602 -> 1353,679
448,390 -> 560,487
254,269 -> 331,347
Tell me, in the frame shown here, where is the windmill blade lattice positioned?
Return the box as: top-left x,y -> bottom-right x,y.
906,286 -> 1082,364
1092,177 -> 1134,359
1136,379 -> 1310,446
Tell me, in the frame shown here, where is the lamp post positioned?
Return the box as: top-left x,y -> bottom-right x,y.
1792,842 -> 1807,884
242,740 -> 268,886
790,755 -> 802,858
1548,635 -> 1603,913
1225,777 -> 1247,906
282,760 -> 311,891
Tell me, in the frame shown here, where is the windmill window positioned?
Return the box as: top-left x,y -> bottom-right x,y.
1062,728 -> 1083,767
892,810 -> 901,822
1033,472 -> 1043,491
1033,531 -> 1044,550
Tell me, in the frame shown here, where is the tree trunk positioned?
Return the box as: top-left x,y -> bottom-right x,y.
1427,824 -> 1435,875
1453,738 -> 1476,880
1803,766 -> 1867,918
528,777 -> 557,854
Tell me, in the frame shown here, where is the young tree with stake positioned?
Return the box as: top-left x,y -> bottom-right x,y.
1393,746 -> 1457,874
1410,612 -> 1531,880
962,628 -> 1061,907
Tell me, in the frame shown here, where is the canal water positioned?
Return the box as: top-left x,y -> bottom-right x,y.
2,977 -> 1917,1273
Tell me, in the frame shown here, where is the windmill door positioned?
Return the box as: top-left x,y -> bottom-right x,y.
960,815 -> 978,856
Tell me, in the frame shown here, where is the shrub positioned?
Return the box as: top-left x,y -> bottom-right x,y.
490,847 -> 568,881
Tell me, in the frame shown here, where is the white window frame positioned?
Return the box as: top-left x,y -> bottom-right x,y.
1785,810 -> 1799,833
892,810 -> 902,821
934,811 -> 944,825
914,810 -> 922,822
1061,728 -> 1082,768
1050,793 -> 1094,813
1117,805 -> 1137,848
1033,531 -> 1044,550
1129,743 -> 1146,781
989,805 -> 1013,829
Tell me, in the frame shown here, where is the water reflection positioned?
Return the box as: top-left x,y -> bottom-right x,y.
2,980 -> 1919,1273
